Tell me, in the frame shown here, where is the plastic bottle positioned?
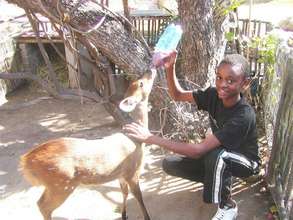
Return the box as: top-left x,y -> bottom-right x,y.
151,23 -> 183,68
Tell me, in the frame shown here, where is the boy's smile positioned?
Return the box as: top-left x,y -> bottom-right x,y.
215,63 -> 248,107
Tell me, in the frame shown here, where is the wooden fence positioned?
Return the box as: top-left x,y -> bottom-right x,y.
228,19 -> 273,107
235,19 -> 273,77
132,14 -> 172,47
238,19 -> 273,78
264,44 -> 293,220
131,16 -> 273,79
237,19 -> 293,220
239,18 -> 272,38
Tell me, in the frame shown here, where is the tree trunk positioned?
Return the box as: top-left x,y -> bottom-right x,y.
178,0 -> 229,87
150,0 -> 230,140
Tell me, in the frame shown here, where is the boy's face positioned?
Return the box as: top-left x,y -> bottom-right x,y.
215,63 -> 248,101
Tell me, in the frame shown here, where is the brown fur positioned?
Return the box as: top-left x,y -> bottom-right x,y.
20,139 -> 69,186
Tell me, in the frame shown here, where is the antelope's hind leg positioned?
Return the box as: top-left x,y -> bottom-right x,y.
37,185 -> 75,220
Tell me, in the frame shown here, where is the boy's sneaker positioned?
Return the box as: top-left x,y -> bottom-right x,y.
211,203 -> 238,220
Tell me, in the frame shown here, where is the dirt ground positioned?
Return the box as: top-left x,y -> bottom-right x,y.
0,85 -> 273,220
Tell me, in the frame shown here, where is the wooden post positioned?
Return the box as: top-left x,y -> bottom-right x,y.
247,0 -> 253,59
65,42 -> 79,89
19,44 -> 31,74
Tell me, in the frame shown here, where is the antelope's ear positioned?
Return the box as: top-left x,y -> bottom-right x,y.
119,97 -> 139,113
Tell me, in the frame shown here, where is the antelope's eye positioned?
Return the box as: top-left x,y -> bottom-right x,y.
139,81 -> 144,88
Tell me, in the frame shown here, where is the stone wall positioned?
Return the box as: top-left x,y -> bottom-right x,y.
0,37 -> 24,105
0,12 -> 30,105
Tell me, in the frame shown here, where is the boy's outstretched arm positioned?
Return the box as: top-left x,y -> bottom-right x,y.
164,51 -> 197,104
123,123 -> 221,158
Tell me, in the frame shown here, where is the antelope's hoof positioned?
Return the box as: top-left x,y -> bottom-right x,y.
122,211 -> 128,220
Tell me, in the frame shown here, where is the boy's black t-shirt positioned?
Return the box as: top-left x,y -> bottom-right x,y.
193,87 -> 260,163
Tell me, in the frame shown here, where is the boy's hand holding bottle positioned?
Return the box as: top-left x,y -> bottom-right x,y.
151,23 -> 182,68
162,51 -> 177,69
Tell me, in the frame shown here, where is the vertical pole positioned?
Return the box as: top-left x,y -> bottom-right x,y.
65,42 -> 79,89
247,0 -> 253,59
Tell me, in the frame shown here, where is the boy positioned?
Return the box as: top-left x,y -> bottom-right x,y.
123,52 -> 260,220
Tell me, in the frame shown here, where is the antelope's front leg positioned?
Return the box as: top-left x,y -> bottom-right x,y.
119,179 -> 129,220
127,178 -> 150,220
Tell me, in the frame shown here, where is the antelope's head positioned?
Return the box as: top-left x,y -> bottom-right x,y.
119,69 -> 156,113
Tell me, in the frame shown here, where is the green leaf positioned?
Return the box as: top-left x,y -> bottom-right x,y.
225,32 -> 235,41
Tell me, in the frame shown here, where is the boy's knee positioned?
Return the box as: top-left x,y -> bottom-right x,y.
204,148 -> 228,173
162,158 -> 171,174
205,148 -> 224,164
162,156 -> 182,175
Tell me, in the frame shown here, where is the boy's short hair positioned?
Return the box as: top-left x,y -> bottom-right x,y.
219,54 -> 250,78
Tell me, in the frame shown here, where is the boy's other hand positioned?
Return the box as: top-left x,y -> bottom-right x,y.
123,123 -> 153,143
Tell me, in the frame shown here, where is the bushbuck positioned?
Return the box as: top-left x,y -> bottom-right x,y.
20,69 -> 156,220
